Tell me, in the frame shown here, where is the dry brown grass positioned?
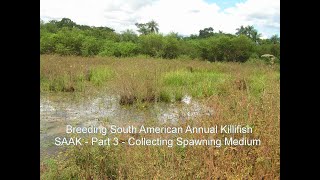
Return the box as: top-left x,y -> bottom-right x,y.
40,55 -> 280,179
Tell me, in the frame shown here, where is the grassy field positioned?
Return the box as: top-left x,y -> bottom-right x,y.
40,55 -> 280,179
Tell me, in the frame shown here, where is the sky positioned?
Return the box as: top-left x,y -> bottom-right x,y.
40,0 -> 280,38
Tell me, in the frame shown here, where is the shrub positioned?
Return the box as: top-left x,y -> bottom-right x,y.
231,35 -> 254,62
40,33 -> 56,54
163,35 -> 180,59
138,34 -> 165,57
120,30 -> 139,43
114,42 -> 139,57
179,40 -> 201,59
53,28 -> 85,55
81,37 -> 103,56
98,41 -> 117,57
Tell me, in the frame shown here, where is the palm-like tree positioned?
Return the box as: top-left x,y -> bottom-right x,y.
135,23 -> 149,35
146,20 -> 159,33
270,34 -> 280,44
245,25 -> 255,37
236,25 -> 246,36
251,30 -> 262,44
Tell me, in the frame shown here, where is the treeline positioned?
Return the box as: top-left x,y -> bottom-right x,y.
40,18 -> 280,62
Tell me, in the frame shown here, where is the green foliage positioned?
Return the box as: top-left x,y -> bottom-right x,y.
235,25 -> 261,43
53,28 -> 85,55
88,67 -> 114,86
83,28 -> 119,41
230,35 -> 254,62
180,40 -> 201,59
162,70 -> 229,98
55,43 -> 73,55
81,37 -> 103,56
163,35 -> 181,59
42,20 -> 59,33
40,18 -> 279,62
139,34 -> 165,57
56,18 -> 77,29
99,40 -> 117,57
197,35 -> 254,62
256,43 -> 280,59
248,72 -> 267,97
120,29 -> 139,43
99,41 -> 138,57
135,20 -> 159,35
115,42 -> 139,57
40,33 -> 56,54
245,58 -> 267,66
199,27 -> 214,38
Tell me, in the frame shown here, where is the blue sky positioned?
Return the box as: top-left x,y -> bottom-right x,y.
205,0 -> 246,10
40,0 -> 279,38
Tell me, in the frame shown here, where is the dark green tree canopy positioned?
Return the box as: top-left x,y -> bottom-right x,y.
236,25 -> 261,43
40,18 -> 280,61
135,20 -> 159,35
270,34 -> 280,44
199,27 -> 214,38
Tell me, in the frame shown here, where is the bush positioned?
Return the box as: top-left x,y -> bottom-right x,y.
98,41 -> 117,57
198,36 -> 226,61
53,28 -> 85,55
231,35 -> 254,62
81,37 -> 103,56
39,18 -> 279,63
256,43 -> 280,59
114,42 -> 139,57
55,43 -> 72,55
179,40 -> 201,59
40,33 -> 56,54
163,35 -> 180,59
138,34 -> 165,57
99,41 -> 138,57
120,30 -> 139,43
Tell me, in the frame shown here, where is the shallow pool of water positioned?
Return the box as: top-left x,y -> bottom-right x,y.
40,94 -> 214,158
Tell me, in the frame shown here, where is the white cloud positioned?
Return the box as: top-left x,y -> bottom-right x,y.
40,0 -> 279,38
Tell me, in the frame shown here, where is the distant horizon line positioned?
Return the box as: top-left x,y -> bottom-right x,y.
40,16 -> 280,39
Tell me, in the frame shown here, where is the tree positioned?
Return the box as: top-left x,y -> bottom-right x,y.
231,35 -> 254,62
251,30 -> 262,44
236,25 -> 261,43
40,18 -> 44,25
146,20 -> 159,33
199,27 -> 214,38
81,37 -> 103,56
57,18 -> 77,29
163,34 -> 180,59
135,23 -> 150,35
270,34 -> 280,44
167,32 -> 183,40
120,29 -> 138,43
135,20 -> 159,35
138,34 -> 165,57
236,26 -> 247,36
245,25 -> 255,36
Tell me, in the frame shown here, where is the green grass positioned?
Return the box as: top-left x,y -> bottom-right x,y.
88,66 -> 114,86
40,55 -> 280,179
248,72 -> 267,97
161,70 -> 229,99
40,55 -> 279,103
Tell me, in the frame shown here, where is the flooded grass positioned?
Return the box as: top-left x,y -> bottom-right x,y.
40,55 -> 280,179
41,55 -> 278,103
